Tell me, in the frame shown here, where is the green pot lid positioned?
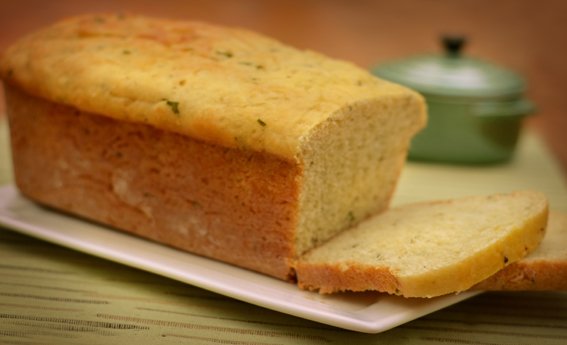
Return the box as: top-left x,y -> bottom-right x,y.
372,36 -> 526,99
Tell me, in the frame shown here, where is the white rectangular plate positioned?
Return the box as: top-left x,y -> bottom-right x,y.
0,185 -> 479,333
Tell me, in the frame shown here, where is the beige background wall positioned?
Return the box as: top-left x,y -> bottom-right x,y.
1,0 -> 566,171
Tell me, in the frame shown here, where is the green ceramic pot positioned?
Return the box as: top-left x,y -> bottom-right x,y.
372,36 -> 536,164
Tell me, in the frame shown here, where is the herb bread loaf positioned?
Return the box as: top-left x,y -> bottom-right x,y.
0,14 -> 426,280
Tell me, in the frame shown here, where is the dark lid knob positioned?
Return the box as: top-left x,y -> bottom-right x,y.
442,35 -> 467,56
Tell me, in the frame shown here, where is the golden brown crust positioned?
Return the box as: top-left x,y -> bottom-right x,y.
0,13 -> 422,160
296,263 -> 400,294
473,261 -> 567,290
6,85 -> 300,279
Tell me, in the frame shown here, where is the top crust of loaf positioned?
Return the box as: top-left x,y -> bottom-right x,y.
0,13 -> 425,161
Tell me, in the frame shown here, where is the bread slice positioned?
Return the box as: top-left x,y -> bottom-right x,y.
295,191 -> 549,298
474,211 -> 567,291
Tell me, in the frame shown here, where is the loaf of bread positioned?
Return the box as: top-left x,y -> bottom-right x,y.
0,14 -> 426,280
474,211 -> 567,291
295,191 -> 548,297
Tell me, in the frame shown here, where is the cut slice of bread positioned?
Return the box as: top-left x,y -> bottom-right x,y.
474,211 -> 567,291
295,191 -> 549,298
